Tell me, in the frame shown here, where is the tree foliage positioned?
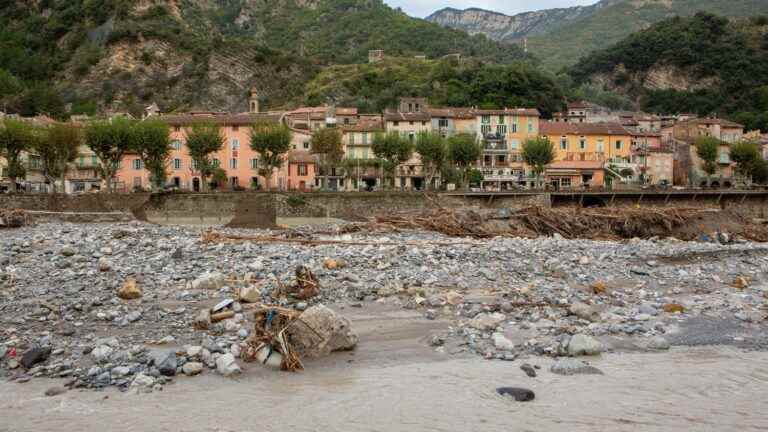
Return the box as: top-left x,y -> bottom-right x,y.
0,119 -> 36,192
415,131 -> 446,190
131,119 -> 171,190
522,137 -> 555,177
372,131 -> 413,188
250,122 -> 292,190
185,122 -> 225,191
446,133 -> 480,187
84,118 -> 134,192
730,140 -> 765,183
310,127 -> 343,189
35,123 -> 82,192
695,136 -> 720,177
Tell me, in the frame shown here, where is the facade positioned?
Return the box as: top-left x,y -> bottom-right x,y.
341,116 -> 385,191
427,107 -> 476,137
670,117 -> 744,186
539,122 -> 633,188
475,108 -> 541,190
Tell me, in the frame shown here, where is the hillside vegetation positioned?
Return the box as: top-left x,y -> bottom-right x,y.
570,12 -> 768,131
0,0 -> 525,118
306,57 -> 565,116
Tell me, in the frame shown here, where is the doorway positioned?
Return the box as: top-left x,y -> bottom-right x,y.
192,177 -> 200,192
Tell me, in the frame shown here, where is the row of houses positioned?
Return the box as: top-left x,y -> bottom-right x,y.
1,92 -> 760,193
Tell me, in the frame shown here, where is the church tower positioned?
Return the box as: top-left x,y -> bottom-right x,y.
249,86 -> 259,113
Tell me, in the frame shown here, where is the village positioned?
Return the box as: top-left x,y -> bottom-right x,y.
2,63 -> 767,196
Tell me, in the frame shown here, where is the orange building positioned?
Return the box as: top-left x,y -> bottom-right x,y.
114,112 -> 316,191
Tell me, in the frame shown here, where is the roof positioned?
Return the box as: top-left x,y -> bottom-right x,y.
383,111 -> 431,122
159,112 -> 282,126
630,131 -> 662,137
336,107 -> 358,116
567,101 -> 590,109
287,150 -> 316,164
680,117 -> 744,129
342,116 -> 383,132
427,107 -> 475,119
474,108 -> 540,117
540,121 -> 633,136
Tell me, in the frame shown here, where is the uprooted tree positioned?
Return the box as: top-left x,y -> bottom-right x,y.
250,121 -> 292,190
185,122 -> 225,192
84,118 -> 134,192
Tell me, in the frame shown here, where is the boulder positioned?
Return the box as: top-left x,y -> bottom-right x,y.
21,347 -> 51,369
238,285 -> 261,303
182,362 -> 203,376
445,291 -> 464,306
151,350 -> 177,376
216,353 -> 242,376
193,309 -> 211,330
287,304 -> 358,358
130,373 -> 156,393
647,336 -> 671,350
117,277 -> 142,300
468,312 -> 506,330
98,257 -> 111,272
496,387 -> 535,402
567,334 -> 604,356
92,345 -> 113,364
551,358 -> 604,376
492,333 -> 515,351
569,302 -> 600,322
192,272 -> 227,290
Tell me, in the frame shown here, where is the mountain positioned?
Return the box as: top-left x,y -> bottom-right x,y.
0,0 -> 525,118
426,0 -> 768,70
569,12 -> 768,131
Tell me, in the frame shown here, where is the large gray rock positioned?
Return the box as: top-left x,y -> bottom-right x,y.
192,272 -> 227,290
92,345 -> 113,364
551,358 -> 604,376
216,353 -> 242,376
569,302 -> 600,322
468,312 -> 506,330
567,334 -> 604,356
492,332 -> 515,351
182,362 -> 203,376
130,373 -> 155,393
647,336 -> 671,350
287,304 -> 358,358
151,350 -> 177,376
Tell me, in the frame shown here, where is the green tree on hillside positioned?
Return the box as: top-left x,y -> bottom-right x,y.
250,122 -> 292,190
372,131 -> 413,189
310,127 -> 343,190
0,119 -> 36,192
415,132 -> 446,190
185,122 -> 225,192
131,119 -> 171,191
35,123 -> 82,193
84,118 -> 135,192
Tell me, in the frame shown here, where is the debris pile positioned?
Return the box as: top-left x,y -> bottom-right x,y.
0,209 -> 29,228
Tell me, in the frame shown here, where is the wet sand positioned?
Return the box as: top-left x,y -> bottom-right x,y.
1,305 -> 767,432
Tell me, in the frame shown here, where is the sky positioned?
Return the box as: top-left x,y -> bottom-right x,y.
384,0 -> 599,18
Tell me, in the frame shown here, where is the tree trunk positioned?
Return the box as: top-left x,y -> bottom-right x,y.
9,176 -> 17,193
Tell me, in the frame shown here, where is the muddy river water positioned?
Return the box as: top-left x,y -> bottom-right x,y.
2,306 -> 767,431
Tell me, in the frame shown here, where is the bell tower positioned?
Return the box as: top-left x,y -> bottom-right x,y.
249,86 -> 259,113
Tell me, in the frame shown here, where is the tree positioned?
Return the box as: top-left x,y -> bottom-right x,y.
84,118 -> 134,192
185,122 -> 225,192
730,141 -> 761,182
695,136 -> 720,181
415,132 -> 446,190
131,119 -> 171,191
0,119 -> 36,192
35,123 -> 82,193
372,132 -> 413,189
522,137 -> 555,187
447,133 -> 480,187
250,122 -> 292,190
310,127 -> 343,190
467,168 -> 484,187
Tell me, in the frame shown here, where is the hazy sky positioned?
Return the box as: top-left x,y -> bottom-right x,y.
385,0 -> 599,18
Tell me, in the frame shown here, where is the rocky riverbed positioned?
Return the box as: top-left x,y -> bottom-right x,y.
1,221 -> 767,396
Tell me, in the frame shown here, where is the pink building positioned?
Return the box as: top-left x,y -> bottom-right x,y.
115,112 -> 316,191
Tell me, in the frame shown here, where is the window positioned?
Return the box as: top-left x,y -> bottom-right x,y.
497,124 -> 507,135
527,120 -> 533,133
511,123 -> 517,133
192,160 -> 199,170
498,116 -> 505,124
303,141 -> 310,149
349,134 -> 355,145
132,159 -> 142,170
231,139 -> 240,150
230,158 -> 238,169
298,164 -> 307,176
173,158 -> 181,170
344,118 -> 350,125
212,158 -> 220,168
560,137 -> 568,150
597,140 -> 604,153
362,147 -> 369,159
409,121 -> 414,126
510,139 -> 520,150
393,121 -> 399,127
481,115 -> 491,124
250,158 -> 258,169
579,137 -> 586,150
438,118 -> 449,128
615,140 -> 623,150
481,124 -> 491,135
171,140 -> 182,150
232,125 -> 239,132
362,132 -> 368,145
91,156 -> 98,167
78,156 -> 85,167
174,126 -> 181,132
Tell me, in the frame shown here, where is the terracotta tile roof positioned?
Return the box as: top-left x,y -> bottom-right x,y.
540,121 -> 632,136
681,117 -> 744,128
287,150 -> 316,164
342,116 -> 383,132
567,101 -> 590,109
383,111 -> 431,122
427,107 -> 475,119
159,112 -> 281,126
473,108 -> 540,117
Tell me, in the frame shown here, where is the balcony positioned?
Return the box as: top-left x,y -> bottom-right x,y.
481,168 -> 523,182
482,133 -> 508,153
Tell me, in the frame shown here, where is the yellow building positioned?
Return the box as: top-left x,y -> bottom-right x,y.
475,108 -> 541,190
539,121 -> 633,188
